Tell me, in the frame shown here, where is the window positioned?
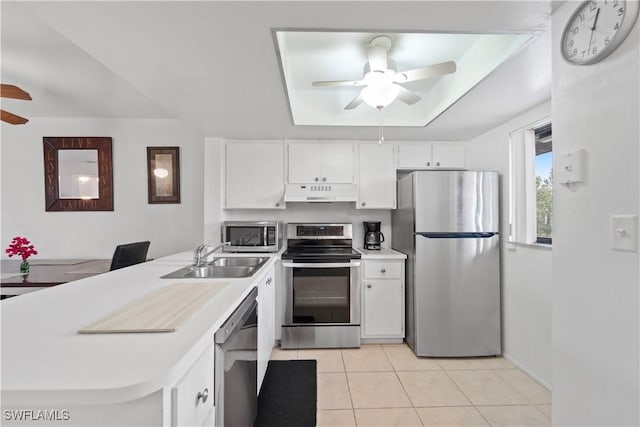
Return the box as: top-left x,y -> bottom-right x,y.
509,119 -> 552,245
534,123 -> 552,244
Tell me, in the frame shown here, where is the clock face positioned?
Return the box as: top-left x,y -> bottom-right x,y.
562,0 -> 639,65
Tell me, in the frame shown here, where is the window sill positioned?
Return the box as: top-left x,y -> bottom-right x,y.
506,241 -> 552,251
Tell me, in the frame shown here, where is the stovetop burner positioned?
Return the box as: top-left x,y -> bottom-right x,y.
282,223 -> 361,262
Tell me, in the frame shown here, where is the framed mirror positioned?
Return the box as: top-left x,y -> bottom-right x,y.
43,137 -> 113,211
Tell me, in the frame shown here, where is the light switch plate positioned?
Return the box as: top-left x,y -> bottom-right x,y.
611,215 -> 638,252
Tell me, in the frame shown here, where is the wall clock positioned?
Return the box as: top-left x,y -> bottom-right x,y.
562,0 -> 639,65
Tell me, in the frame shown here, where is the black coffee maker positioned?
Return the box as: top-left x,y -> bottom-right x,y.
363,221 -> 385,250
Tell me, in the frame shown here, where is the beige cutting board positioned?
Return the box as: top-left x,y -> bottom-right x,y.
78,282 -> 228,334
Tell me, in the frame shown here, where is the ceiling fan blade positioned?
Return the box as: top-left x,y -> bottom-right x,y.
312,80 -> 364,87
395,85 -> 422,105
367,45 -> 388,71
344,94 -> 363,110
0,84 -> 32,101
1,110 -> 29,125
394,61 -> 457,83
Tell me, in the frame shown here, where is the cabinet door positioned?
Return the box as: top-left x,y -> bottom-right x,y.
225,141 -> 285,209
257,266 -> 276,393
287,143 -> 322,183
172,344 -> 214,427
362,279 -> 403,338
358,143 -> 396,209
320,143 -> 355,183
397,144 -> 433,168
432,144 -> 467,169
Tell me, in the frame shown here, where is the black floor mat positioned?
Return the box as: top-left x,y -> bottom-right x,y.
254,360 -> 317,427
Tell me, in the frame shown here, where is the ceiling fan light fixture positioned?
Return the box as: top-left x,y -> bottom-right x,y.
361,82 -> 399,109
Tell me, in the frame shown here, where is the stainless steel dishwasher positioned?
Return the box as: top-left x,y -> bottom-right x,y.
214,288 -> 258,427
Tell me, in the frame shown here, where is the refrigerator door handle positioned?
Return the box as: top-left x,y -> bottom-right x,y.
415,232 -> 499,239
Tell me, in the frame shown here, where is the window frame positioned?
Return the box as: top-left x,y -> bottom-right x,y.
508,118 -> 552,246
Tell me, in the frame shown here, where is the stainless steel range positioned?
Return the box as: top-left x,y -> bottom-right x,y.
281,223 -> 362,349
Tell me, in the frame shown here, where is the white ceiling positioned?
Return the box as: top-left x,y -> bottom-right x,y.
1,1 -> 552,141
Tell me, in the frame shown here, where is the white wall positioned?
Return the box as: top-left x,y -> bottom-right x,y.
551,3 -> 639,426
203,138 -> 391,248
467,101 -> 552,388
1,118 -> 204,259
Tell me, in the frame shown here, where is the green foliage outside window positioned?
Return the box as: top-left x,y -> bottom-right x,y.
536,169 -> 552,239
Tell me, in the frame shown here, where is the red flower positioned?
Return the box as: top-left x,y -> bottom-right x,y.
5,236 -> 38,261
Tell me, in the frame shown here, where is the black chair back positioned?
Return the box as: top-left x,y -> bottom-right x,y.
110,241 -> 151,271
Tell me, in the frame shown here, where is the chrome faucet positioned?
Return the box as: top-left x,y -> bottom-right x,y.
193,242 -> 230,267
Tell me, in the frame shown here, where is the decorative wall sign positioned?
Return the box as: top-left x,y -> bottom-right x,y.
147,147 -> 180,204
43,137 -> 113,211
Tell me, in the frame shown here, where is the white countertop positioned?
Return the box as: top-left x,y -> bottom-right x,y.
0,250 -> 279,405
356,247 -> 407,259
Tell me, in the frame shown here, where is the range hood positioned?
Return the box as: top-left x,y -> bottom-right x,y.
284,183 -> 358,202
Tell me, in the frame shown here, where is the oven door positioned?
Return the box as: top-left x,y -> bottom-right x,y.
281,260 -> 362,348
282,261 -> 361,326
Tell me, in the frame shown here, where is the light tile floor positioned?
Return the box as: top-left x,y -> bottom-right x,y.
270,343 -> 551,427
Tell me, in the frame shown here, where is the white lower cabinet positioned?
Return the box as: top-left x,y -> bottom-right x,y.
361,259 -> 405,340
257,265 -> 276,393
171,343 -> 215,427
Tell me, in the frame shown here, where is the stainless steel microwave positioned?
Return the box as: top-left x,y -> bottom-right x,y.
221,221 -> 283,253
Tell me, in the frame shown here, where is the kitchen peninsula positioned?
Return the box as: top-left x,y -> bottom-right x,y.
0,251 -> 279,426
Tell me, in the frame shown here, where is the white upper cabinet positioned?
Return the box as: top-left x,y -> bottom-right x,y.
358,143 -> 396,209
287,141 -> 355,184
397,143 -> 466,170
225,140 -> 285,209
431,143 -> 467,169
397,143 -> 433,168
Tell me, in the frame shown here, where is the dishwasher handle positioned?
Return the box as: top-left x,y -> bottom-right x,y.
215,287 -> 258,344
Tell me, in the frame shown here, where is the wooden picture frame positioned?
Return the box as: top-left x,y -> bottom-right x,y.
146,147 -> 180,204
43,137 -> 113,211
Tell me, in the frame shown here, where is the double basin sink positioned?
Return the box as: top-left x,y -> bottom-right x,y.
162,257 -> 268,279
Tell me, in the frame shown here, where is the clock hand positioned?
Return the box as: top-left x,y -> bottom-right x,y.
591,7 -> 601,31
587,7 -> 601,54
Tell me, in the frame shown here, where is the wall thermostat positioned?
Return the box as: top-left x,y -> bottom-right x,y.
557,149 -> 586,186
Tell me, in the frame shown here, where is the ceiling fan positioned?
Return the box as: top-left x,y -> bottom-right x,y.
1,84 -> 32,125
312,35 -> 457,111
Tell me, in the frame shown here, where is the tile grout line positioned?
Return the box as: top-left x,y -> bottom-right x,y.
339,348 -> 357,424
439,363 -> 494,426
381,345 -> 426,426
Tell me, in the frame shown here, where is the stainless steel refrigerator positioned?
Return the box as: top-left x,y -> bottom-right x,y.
392,171 -> 501,357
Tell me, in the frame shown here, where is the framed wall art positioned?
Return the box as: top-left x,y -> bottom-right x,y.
43,137 -> 113,211
146,146 -> 180,204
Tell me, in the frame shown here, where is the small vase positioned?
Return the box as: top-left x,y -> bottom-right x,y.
20,260 -> 30,274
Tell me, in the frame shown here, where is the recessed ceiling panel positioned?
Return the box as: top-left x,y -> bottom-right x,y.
276,31 -> 535,127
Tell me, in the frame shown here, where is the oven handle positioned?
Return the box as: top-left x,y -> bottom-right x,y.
281,261 -> 361,268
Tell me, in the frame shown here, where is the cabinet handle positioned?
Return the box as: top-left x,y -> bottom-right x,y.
322,177 -> 327,182
426,162 -> 431,166
275,202 -> 280,207
436,162 -> 440,166
266,277 -> 272,285
366,284 -> 373,289
361,202 -> 366,207
381,268 -> 386,273
197,388 -> 209,404
314,177 -> 319,182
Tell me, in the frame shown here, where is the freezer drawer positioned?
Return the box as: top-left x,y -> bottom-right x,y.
411,234 -> 501,357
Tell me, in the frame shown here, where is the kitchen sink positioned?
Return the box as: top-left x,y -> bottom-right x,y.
161,257 -> 268,279
209,257 -> 267,267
